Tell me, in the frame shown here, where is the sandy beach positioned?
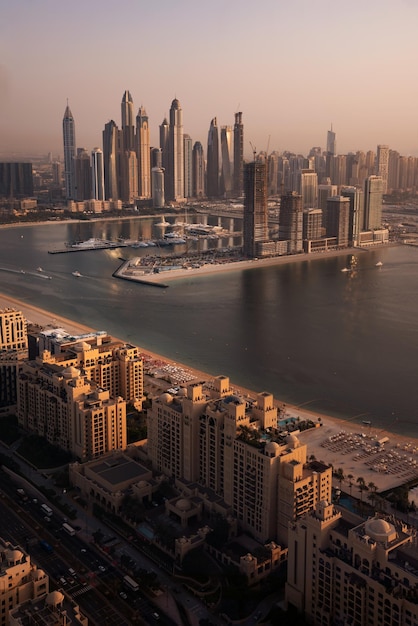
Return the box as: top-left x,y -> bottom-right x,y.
114,247 -> 365,286
1,289 -> 416,495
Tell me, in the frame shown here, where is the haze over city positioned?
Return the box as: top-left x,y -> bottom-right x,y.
2,0 -> 418,158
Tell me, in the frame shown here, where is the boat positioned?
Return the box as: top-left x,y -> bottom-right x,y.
376,261 -> 383,267
130,241 -> 149,248
37,267 -> 44,272
341,256 -> 358,273
72,271 -> 82,277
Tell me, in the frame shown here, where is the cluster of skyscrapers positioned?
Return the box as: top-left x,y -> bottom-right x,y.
62,92 -> 244,207
242,130 -> 389,258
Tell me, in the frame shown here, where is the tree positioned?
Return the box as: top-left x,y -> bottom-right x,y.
335,468 -> 345,489
367,482 -> 378,509
357,477 -> 368,506
347,474 -> 354,496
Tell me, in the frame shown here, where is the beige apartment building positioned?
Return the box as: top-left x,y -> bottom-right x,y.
16,333 -> 144,460
147,376 -> 331,544
0,538 -> 49,626
17,361 -> 126,461
286,501 -> 418,626
0,308 -> 28,415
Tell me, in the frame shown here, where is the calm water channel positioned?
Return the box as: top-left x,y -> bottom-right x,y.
0,216 -> 417,437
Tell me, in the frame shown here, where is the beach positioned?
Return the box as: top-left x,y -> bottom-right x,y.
1,290 -> 417,495
114,247 -> 364,286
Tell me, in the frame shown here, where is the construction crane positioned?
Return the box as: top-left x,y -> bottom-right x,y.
249,142 -> 257,161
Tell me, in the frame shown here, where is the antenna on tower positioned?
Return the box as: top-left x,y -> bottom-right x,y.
249,142 -> 256,161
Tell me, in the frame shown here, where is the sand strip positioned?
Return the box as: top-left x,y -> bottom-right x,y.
2,291 -> 416,493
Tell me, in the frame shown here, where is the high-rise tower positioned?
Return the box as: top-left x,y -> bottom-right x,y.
167,99 -> 184,201
183,134 -> 193,199
63,103 -> 76,200
192,141 -> 205,198
243,160 -> 268,258
220,126 -> 233,196
364,175 -> 383,230
206,118 -> 219,198
102,120 -> 120,200
91,148 -> 105,201
326,125 -> 336,156
279,192 -> 303,254
233,112 -> 244,197
136,106 -> 151,199
121,90 -> 135,152
377,144 -> 389,194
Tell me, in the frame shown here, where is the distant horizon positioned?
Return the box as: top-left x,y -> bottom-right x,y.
2,0 -> 418,160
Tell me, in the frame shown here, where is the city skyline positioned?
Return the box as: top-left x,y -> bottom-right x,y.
2,0 -> 418,158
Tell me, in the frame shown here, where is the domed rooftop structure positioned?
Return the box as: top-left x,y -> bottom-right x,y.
176,498 -> 192,512
265,441 -> 280,457
33,569 -> 45,580
159,392 -> 173,404
62,366 -> 80,379
365,517 -> 397,543
287,433 -> 300,449
73,341 -> 91,352
46,590 -> 64,606
5,549 -> 23,564
177,387 -> 187,397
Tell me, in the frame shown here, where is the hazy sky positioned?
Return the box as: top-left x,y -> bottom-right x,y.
1,0 -> 418,159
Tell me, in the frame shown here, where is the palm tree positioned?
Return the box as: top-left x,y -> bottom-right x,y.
335,468 -> 345,489
347,474 -> 354,497
368,482 -> 378,509
357,477 -> 368,508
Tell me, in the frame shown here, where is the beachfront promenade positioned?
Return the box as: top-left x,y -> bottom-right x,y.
1,290 -> 416,496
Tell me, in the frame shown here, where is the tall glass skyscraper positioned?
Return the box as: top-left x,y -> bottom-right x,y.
206,118 -> 219,197
136,106 -> 151,199
243,160 -> 268,258
63,103 -> 76,200
220,126 -> 233,196
91,148 -> 104,201
233,111 -> 244,197
167,99 -> 184,201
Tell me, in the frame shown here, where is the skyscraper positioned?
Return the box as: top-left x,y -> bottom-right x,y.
220,125 -> 233,196
325,195 -> 350,246
364,175 -> 383,230
74,149 -> 92,201
298,169 -> 318,209
91,147 -> 105,200
183,134 -> 193,198
279,192 -> 303,254
167,99 -> 184,201
233,111 -> 244,197
63,103 -> 76,200
206,118 -> 219,197
136,106 -> 151,199
377,144 -> 389,193
192,141 -> 205,198
243,160 -> 268,258
341,186 -> 364,245
102,120 -> 119,200
326,125 -> 336,156
152,167 -> 165,208
121,90 -> 135,152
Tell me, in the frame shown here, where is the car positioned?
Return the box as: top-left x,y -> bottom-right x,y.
151,613 -> 160,621
80,548 -> 87,553
119,592 -> 128,600
98,565 -> 106,572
